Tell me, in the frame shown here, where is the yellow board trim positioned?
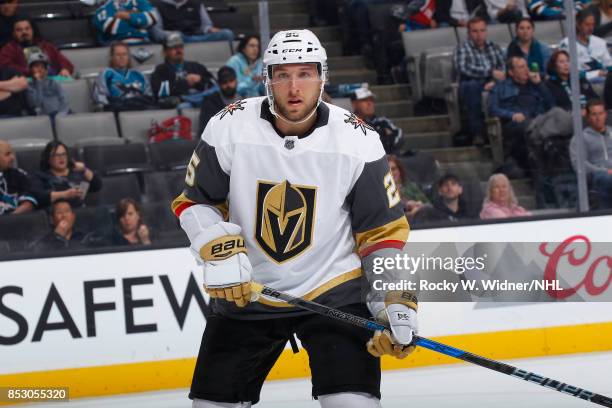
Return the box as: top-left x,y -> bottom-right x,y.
2,322 -> 612,405
257,268 -> 363,308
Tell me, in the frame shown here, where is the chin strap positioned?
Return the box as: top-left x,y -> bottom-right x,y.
274,104 -> 319,125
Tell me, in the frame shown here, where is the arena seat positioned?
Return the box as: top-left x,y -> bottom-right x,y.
184,41 -> 233,68
55,112 -> 121,146
73,206 -> 114,237
118,109 -> 180,143
80,143 -> 152,175
148,139 -> 197,170
141,201 -> 182,233
212,11 -> 257,36
402,27 -> 458,101
144,170 -> 187,202
62,47 -> 109,78
0,211 -> 49,252
1,116 -> 54,142
36,18 -> 97,49
85,174 -> 142,206
421,47 -> 456,99
61,79 -> 94,113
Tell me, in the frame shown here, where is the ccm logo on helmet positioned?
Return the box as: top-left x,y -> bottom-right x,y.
282,49 -> 302,53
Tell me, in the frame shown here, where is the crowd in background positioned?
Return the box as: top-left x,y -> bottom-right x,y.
2,0 -> 612,257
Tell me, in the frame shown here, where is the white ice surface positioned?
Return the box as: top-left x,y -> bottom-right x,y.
24,352 -> 612,408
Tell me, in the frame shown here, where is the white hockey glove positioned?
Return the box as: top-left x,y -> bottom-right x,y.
366,291 -> 418,359
182,213 -> 253,307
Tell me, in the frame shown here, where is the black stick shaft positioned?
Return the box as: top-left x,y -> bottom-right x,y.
251,282 -> 612,407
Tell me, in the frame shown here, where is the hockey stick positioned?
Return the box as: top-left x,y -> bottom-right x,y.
250,282 -> 612,407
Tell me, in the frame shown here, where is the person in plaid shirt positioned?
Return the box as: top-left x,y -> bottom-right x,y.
454,16 -> 506,143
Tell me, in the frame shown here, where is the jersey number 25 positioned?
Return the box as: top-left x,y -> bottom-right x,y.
384,172 -> 401,208
185,152 -> 200,187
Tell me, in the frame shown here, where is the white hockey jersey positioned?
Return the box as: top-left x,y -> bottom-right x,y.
172,97 -> 409,317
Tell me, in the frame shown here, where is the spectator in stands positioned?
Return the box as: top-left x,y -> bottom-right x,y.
30,199 -> 102,251
151,0 -> 234,43
507,18 -> 551,76
26,50 -> 70,118
151,32 -> 214,108
545,49 -> 596,112
529,0 -> 589,21
0,17 -> 74,77
31,141 -> 102,210
570,99 -> 612,208
485,0 -> 527,23
112,198 -> 151,245
0,67 -> 28,118
0,0 -> 19,47
454,16 -> 506,143
435,0 -> 489,27
480,173 -> 531,218
226,35 -> 264,98
388,154 -> 429,219
351,87 -> 404,155
560,9 -> 612,84
94,0 -> 156,44
590,0 -> 612,37
93,42 -> 156,111
414,173 -> 471,223
199,66 -> 239,134
0,139 -> 36,215
392,0 -> 437,31
489,55 -> 553,174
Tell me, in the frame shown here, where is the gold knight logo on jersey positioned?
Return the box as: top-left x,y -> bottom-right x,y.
255,180 -> 317,263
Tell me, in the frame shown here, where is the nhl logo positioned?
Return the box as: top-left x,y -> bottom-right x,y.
284,139 -> 295,150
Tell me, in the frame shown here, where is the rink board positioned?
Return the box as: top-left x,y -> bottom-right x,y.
1,214 -> 612,401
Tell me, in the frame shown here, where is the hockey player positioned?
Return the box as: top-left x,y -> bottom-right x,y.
172,29 -> 418,408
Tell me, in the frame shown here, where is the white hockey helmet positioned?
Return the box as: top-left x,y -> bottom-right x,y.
263,29 -> 328,121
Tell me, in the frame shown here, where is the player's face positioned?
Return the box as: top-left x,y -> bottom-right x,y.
0,142 -> 15,171
49,145 -> 69,172
270,63 -> 322,122
119,203 -> 141,233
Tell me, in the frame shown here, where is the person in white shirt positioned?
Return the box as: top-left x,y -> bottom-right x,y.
559,9 -> 612,83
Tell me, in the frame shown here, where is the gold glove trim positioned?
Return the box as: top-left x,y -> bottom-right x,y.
385,290 -> 418,312
200,235 -> 247,261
